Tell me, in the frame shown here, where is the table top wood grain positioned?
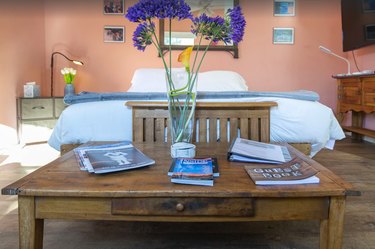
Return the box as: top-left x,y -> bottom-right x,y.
2,142 -> 358,198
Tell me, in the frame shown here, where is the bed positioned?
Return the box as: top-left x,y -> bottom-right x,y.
48,69 -> 345,157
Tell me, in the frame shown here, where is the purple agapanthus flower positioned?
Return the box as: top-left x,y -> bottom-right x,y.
191,14 -> 231,44
132,22 -> 155,51
227,6 -> 246,44
126,0 -> 192,22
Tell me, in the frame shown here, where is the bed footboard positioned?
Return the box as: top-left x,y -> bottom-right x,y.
60,101 -> 312,156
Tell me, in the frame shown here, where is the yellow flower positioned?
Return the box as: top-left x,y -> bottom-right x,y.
178,46 -> 193,72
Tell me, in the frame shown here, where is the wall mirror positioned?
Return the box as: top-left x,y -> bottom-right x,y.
159,0 -> 240,58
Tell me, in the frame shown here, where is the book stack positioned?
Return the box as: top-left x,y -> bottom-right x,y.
168,158 -> 219,186
74,142 -> 155,174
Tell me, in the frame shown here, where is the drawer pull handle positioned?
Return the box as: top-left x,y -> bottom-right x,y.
176,203 -> 185,212
32,106 -> 45,110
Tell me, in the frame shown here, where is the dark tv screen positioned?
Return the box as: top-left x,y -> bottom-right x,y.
342,0 -> 375,51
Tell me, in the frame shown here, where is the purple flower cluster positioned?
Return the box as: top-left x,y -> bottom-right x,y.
191,6 -> 246,45
132,22 -> 155,51
126,0 -> 192,22
126,0 -> 246,52
227,6 -> 246,44
191,14 -> 231,44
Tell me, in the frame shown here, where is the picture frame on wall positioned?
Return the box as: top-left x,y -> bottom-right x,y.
103,0 -> 124,15
365,24 -> 375,40
273,28 -> 294,44
104,26 -> 125,43
274,0 -> 295,16
362,0 -> 375,13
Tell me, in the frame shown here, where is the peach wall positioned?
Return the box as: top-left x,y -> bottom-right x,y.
43,0 -> 345,110
0,0 -> 45,145
1,0 -> 374,144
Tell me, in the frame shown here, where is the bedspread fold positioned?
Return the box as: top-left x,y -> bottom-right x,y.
64,90 -> 320,105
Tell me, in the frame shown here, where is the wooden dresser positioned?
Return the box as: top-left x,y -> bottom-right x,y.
333,74 -> 375,139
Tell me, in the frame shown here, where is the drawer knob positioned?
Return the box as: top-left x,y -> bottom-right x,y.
176,203 -> 185,212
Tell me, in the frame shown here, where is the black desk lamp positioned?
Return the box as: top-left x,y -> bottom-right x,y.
50,52 -> 84,97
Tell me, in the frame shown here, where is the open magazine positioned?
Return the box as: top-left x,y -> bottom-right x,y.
228,138 -> 292,164
73,142 -> 155,174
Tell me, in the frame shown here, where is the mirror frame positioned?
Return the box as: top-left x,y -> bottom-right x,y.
159,0 -> 240,58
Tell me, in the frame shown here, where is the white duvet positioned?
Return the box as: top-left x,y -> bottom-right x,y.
48,97 -> 345,157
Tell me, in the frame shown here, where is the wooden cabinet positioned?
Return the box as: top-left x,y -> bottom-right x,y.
334,74 -> 375,139
17,97 -> 67,143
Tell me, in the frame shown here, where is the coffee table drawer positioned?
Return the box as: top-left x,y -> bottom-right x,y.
112,197 -> 254,217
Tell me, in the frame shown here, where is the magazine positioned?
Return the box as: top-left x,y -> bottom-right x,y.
244,157 -> 320,185
228,138 -> 292,164
168,157 -> 219,177
169,158 -> 214,186
73,142 -> 155,174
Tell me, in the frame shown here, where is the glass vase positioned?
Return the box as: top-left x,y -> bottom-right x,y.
166,69 -> 198,158
64,83 -> 75,96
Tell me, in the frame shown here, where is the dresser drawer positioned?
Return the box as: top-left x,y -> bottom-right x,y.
112,197 -> 254,217
363,79 -> 375,106
339,79 -> 361,105
21,99 -> 53,119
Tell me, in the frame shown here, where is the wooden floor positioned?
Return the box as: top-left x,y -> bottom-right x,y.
0,138 -> 374,249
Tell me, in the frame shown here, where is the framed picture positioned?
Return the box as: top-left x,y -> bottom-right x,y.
362,0 -> 375,12
274,0 -> 295,16
104,0 -> 124,15
104,26 -> 125,43
273,28 -> 294,44
365,24 -> 375,40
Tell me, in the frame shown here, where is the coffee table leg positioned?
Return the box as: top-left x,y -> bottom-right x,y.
19,196 -> 44,249
320,196 -> 346,249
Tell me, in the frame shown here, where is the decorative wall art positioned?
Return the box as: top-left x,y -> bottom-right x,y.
104,0 -> 125,15
274,0 -> 295,16
273,28 -> 294,44
104,26 -> 125,43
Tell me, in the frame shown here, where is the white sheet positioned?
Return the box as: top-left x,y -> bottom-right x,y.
48,98 -> 345,157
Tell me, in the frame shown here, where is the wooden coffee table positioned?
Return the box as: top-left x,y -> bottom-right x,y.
2,142 -> 358,249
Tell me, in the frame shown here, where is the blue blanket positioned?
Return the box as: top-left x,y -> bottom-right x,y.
64,91 -> 320,105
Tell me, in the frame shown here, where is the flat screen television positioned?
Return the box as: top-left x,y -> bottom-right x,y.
342,0 -> 375,51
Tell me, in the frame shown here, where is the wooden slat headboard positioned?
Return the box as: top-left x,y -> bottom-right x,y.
126,101 -> 278,144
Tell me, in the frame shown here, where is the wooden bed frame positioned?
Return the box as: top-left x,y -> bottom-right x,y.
60,101 -> 311,155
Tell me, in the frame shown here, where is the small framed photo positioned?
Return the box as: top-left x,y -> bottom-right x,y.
273,28 -> 294,44
362,0 -> 375,12
365,24 -> 375,40
104,0 -> 124,15
104,26 -> 125,43
274,0 -> 295,16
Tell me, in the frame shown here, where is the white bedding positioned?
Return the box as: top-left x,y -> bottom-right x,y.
48,97 -> 345,157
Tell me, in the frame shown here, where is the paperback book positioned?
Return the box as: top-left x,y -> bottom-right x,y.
228,138 -> 292,164
168,157 -> 219,177
168,158 -> 215,186
244,157 -> 320,185
73,142 -> 155,174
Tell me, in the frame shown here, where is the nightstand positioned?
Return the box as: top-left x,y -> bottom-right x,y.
16,97 -> 67,144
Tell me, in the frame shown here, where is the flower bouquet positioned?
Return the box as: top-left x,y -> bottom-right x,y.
61,67 -> 77,96
126,0 -> 246,157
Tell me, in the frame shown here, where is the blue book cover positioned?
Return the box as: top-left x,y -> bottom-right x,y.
169,158 -> 214,186
168,158 -> 219,177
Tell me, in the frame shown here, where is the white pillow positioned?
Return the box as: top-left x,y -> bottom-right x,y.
198,71 -> 248,91
128,68 -> 248,92
128,68 -> 167,92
